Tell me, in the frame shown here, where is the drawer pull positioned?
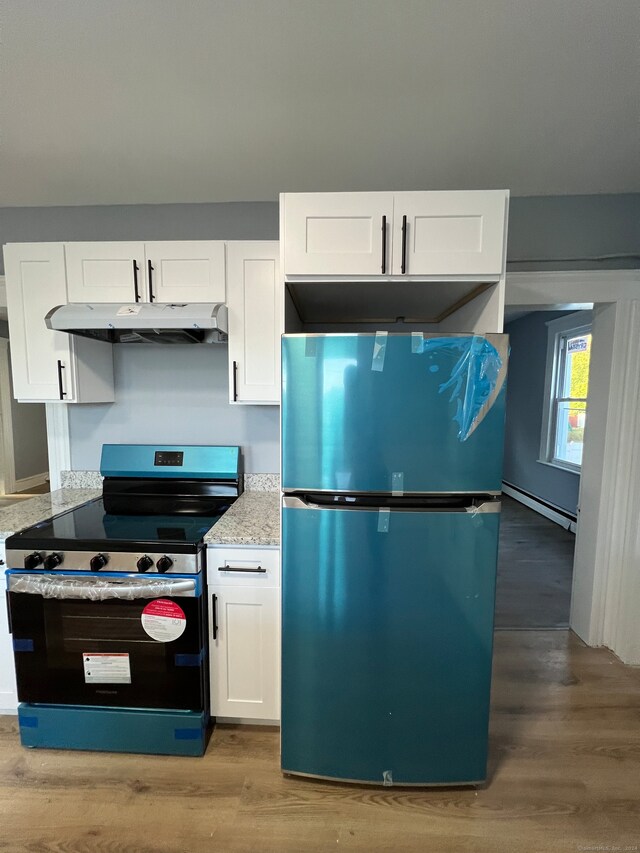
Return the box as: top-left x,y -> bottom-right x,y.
218,566 -> 266,574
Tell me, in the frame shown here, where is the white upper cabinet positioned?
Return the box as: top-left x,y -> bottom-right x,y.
145,241 -> 226,303
3,243 -> 114,403
65,241 -> 225,304
281,192 -> 393,276
226,242 -> 281,405
66,242 -> 146,303
392,191 -> 507,277
282,190 -> 508,279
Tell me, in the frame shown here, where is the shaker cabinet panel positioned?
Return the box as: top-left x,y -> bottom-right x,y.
209,584 -> 280,721
145,241 -> 226,303
65,242 -> 146,303
392,191 -> 507,277
4,243 -> 78,401
281,190 -> 508,279
3,243 -> 114,403
282,192 -> 393,276
227,242 -> 281,404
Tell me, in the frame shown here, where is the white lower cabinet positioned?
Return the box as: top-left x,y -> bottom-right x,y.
0,544 -> 18,714
207,546 -> 280,722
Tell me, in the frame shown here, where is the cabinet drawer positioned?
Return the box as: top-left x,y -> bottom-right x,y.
207,547 -> 280,588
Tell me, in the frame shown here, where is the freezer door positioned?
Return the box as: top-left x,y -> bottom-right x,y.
282,333 -> 507,494
281,500 -> 500,785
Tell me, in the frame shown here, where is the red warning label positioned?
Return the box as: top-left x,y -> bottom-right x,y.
141,598 -> 186,642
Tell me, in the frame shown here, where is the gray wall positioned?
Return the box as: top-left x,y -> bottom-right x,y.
0,194 -> 639,276
69,345 -> 280,473
1,193 -> 637,477
503,311 -> 584,515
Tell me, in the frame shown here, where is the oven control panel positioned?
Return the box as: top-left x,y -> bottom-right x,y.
6,549 -> 204,574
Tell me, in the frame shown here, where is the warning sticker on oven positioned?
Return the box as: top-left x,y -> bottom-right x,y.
141,599 -> 186,643
83,653 -> 131,684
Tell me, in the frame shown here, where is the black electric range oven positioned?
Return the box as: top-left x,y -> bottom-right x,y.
4,444 -> 242,756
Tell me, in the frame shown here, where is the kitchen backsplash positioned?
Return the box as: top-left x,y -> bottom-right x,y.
244,474 -> 279,491
61,471 -> 279,491
61,471 -> 104,489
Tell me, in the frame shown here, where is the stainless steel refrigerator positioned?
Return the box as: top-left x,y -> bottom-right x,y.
281,332 -> 508,785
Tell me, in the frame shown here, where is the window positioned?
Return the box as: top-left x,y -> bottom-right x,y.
540,312 -> 593,473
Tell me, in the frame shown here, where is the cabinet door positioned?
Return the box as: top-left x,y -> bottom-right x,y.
3,243 -> 78,402
392,191 -> 507,277
227,242 -> 281,404
282,192 -> 393,276
65,242 -> 145,303
0,552 -> 18,714
145,242 -> 226,303
209,585 -> 280,720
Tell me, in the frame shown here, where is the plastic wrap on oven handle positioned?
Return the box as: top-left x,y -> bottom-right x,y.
8,575 -> 196,600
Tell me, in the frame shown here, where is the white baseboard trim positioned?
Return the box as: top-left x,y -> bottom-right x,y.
502,483 -> 577,533
14,471 -> 49,493
215,717 -> 280,727
0,696 -> 18,715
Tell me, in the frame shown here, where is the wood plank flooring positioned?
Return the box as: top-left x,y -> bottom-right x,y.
496,496 -> 575,629
1,630 -> 639,852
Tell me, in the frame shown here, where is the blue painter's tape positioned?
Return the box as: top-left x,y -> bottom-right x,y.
13,638 -> 34,652
174,728 -> 202,741
174,649 -> 204,667
20,715 -> 39,728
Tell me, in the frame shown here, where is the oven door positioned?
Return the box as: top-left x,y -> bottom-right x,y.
6,571 -> 207,712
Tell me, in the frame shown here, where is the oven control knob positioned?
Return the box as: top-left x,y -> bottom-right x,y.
156,556 -> 173,573
90,554 -> 108,572
137,555 -> 154,573
24,552 -> 43,570
43,552 -> 63,570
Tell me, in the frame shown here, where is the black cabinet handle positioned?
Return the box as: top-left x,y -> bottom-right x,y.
218,566 -> 266,574
148,259 -> 155,301
401,214 -> 408,274
56,360 -> 66,399
232,360 -> 238,401
132,260 -> 140,302
5,590 -> 12,635
211,593 -> 218,640
381,215 -> 387,274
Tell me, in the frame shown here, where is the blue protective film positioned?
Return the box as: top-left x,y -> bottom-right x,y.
420,336 -> 503,441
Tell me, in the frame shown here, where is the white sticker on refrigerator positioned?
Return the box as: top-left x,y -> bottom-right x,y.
141,599 -> 186,643
83,653 -> 131,684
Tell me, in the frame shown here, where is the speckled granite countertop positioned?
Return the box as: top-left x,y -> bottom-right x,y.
0,489 -> 102,539
205,491 -> 280,547
0,487 -> 280,549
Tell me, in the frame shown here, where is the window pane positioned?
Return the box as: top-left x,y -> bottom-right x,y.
562,333 -> 591,403
554,402 -> 587,466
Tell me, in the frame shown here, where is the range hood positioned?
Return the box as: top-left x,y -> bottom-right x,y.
45,302 -> 228,344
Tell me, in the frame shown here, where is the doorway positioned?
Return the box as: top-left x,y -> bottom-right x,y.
0,337 -> 49,504
495,308 -> 592,629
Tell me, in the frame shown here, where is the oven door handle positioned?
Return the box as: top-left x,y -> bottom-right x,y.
7,575 -> 196,600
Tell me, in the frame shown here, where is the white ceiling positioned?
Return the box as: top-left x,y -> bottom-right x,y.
1,0 -> 639,206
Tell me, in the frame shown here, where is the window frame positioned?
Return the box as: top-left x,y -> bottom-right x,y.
539,311 -> 593,475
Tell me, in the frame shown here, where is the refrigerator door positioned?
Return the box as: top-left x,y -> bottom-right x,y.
281,498 -> 500,785
282,333 -> 508,494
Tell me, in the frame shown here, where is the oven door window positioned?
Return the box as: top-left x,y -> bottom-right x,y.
8,578 -> 206,711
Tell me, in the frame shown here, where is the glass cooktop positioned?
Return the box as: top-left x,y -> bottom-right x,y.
6,498 -> 229,554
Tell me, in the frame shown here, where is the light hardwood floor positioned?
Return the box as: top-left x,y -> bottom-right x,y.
0,630 -> 639,852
